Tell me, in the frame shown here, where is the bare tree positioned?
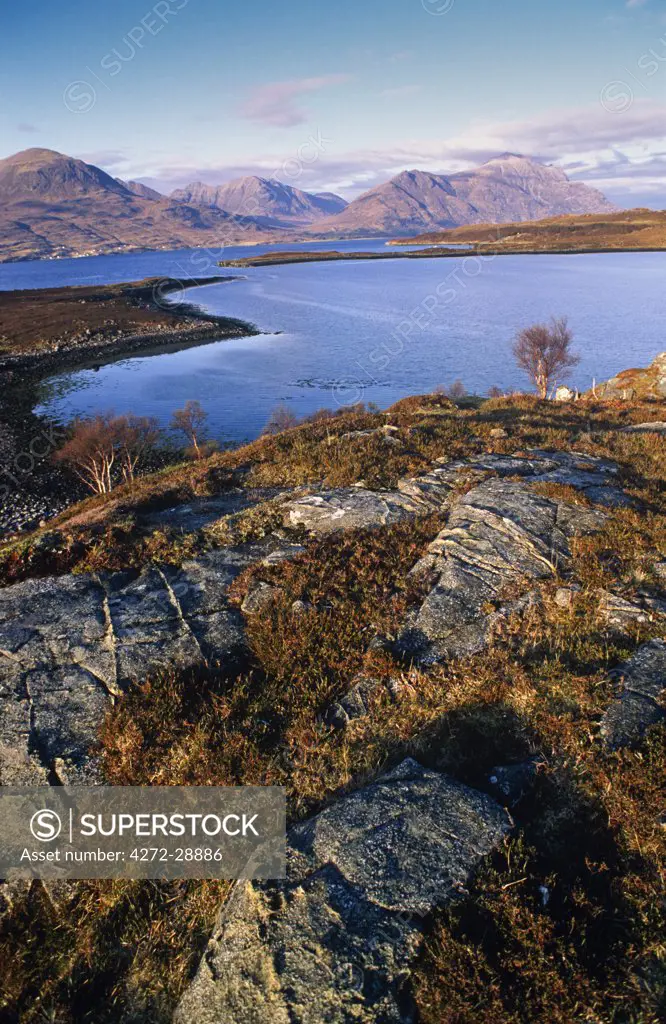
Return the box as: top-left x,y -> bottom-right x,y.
437,379 -> 467,401
512,317 -> 579,399
263,403 -> 299,435
304,407 -> 335,423
171,400 -> 209,459
55,413 -> 160,494
117,414 -> 160,484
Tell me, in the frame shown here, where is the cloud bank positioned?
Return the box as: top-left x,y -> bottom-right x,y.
86,100 -> 666,206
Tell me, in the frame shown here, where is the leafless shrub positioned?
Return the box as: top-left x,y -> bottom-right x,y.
118,415 -> 160,483
436,379 -> 467,401
170,400 -> 210,459
512,317 -> 580,399
54,413 -> 159,494
304,408 -> 335,423
263,403 -> 300,435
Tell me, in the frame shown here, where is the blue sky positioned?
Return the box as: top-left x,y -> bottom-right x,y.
3,0 -> 666,203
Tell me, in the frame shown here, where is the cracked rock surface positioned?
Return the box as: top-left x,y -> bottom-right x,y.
280,450 -> 624,537
600,639 -> 666,749
0,450 -> 635,783
0,540 -> 289,784
281,488 -> 425,535
399,470 -> 609,664
174,759 -> 510,1024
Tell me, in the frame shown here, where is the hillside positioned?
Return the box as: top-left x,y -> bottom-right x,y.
171,175 -> 348,226
0,366 -> 665,1023
392,208 -> 666,250
0,149 -> 279,262
307,155 -> 616,237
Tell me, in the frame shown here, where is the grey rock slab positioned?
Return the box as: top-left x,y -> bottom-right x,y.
241,582 -> 281,615
323,675 -> 385,729
174,759 -> 510,1024
140,488 -> 281,533
0,540 -> 299,783
598,592 -> 654,630
582,486 -> 637,509
598,590 -> 666,630
600,639 -> 666,749
399,479 -> 608,664
282,488 -> 424,535
621,422 -> 666,434
279,452 -> 623,539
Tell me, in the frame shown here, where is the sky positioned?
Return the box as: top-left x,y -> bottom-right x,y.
2,0 -> 666,204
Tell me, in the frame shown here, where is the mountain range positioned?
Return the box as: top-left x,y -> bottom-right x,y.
308,156 -> 616,237
170,177 -> 348,227
0,148 -> 617,262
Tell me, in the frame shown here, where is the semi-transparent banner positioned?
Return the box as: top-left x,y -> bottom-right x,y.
0,787 -> 286,880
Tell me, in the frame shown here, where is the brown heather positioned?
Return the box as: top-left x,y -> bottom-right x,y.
1,391 -> 665,1023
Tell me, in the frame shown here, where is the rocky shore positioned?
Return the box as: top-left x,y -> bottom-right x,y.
0,276 -> 258,534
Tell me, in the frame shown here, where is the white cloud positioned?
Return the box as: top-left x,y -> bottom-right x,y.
239,74 -> 352,127
99,100 -> 666,204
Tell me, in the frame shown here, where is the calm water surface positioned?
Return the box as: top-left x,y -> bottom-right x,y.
0,243 -> 663,443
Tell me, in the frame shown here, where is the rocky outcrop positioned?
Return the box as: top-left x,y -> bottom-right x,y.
281,488 -> 425,535
282,449 -> 625,536
597,590 -> 666,630
174,759 -> 510,1024
0,449 -> 634,782
594,353 -> 666,401
322,674 -> 408,730
600,640 -> 666,749
0,540 -> 294,784
398,452 -> 615,664
621,422 -> 666,434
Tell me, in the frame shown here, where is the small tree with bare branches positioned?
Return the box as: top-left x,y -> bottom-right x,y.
54,413 -> 160,494
117,414 -> 160,483
170,400 -> 209,459
263,403 -> 299,435
512,317 -> 579,399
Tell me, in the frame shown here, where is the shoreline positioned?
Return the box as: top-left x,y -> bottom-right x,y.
219,243 -> 666,269
0,276 -> 258,376
0,276 -> 260,534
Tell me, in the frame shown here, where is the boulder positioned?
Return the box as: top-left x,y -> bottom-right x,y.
593,353 -> 666,401
241,582 -> 281,615
174,759 -> 510,1024
600,639 -> 666,749
399,477 -> 607,663
324,675 -> 386,729
620,422 -> 666,435
0,540 -> 296,784
281,489 -> 424,535
597,590 -> 666,630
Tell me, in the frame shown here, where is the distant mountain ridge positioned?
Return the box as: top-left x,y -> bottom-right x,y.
170,176 -> 348,227
0,149 -> 279,262
0,148 -> 617,262
306,155 -> 617,237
